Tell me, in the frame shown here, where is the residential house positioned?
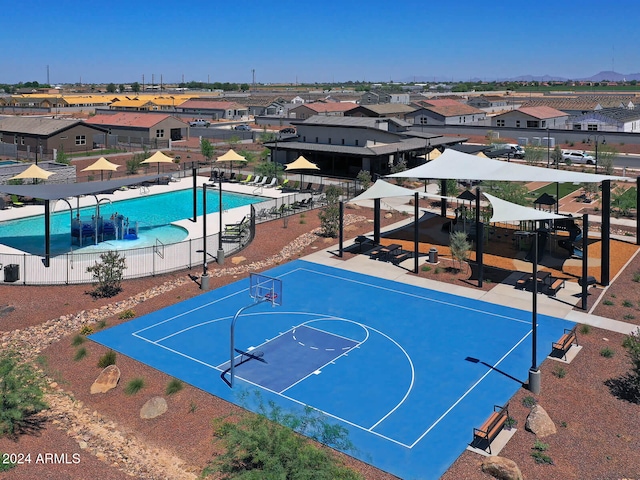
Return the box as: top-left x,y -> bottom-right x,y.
405,102 -> 486,126
569,107 -> 640,133
491,106 -> 569,129
85,112 -> 187,143
288,102 -> 355,120
0,116 -> 107,158
177,99 -> 248,120
344,104 -> 415,120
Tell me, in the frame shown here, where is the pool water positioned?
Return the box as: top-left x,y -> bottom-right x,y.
0,188 -> 263,256
0,160 -> 20,166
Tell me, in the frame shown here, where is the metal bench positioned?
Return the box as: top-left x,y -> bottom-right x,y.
552,325 -> 579,360
472,404 -> 509,454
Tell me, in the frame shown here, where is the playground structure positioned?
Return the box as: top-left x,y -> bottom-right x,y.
71,213 -> 139,247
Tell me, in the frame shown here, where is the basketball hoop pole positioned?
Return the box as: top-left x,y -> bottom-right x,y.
228,298 -> 270,388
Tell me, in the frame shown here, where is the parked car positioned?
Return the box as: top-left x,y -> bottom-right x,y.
234,124 -> 251,131
490,143 -> 525,159
279,127 -> 296,134
561,150 -> 595,164
189,119 -> 209,127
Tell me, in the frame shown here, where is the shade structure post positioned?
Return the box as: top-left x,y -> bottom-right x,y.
414,192 -> 419,274
475,186 -> 483,287
440,179 -> 447,217
601,180 -> 610,286
192,167 -> 197,223
528,231 -> 540,394
201,183 -> 209,290
44,200 -> 51,268
374,198 -> 381,245
637,176 -> 640,246
338,201 -> 344,258
581,213 -> 589,310
217,175 -> 224,265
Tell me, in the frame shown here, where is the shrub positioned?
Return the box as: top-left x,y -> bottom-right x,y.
124,378 -> 145,395
603,299 -> 614,306
96,320 -> 107,329
74,347 -> 87,362
623,300 -> 633,308
434,267 -> 441,274
522,396 -> 537,408
624,314 -> 636,321
531,440 -> 553,464
0,453 -> 16,471
97,350 -> 117,368
505,416 -> 517,429
606,328 -> 640,403
79,325 -> 94,336
86,250 -> 127,298
165,378 -> 184,396
71,334 -> 86,346
632,272 -> 640,283
600,346 -> 615,358
118,309 -> 136,320
318,185 -> 342,238
0,351 -> 48,437
552,366 -> 567,378
421,265 -> 431,272
579,324 -> 591,335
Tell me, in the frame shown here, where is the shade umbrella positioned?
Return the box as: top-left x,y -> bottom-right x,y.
216,148 -> 247,176
81,157 -> 120,181
417,148 -> 441,161
284,155 -> 319,187
9,163 -> 54,184
140,150 -> 175,176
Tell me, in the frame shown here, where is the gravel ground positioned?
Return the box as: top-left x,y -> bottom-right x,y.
2,203 -> 640,480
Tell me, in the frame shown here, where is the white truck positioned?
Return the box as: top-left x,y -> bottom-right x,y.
189,118 -> 210,127
491,143 -> 525,159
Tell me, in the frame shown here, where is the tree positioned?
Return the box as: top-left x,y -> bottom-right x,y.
118,84 -> 125,93
596,144 -> 617,175
390,158 -> 407,186
551,145 -> 564,166
318,185 -> 342,238
240,83 -> 250,91
356,170 -> 373,191
204,396 -> 362,479
106,83 -> 116,93
131,82 -> 140,93
200,138 -> 214,165
524,145 -> 544,165
0,351 -> 48,438
56,145 -> 70,165
481,180 -> 529,205
450,231 -> 471,272
612,186 -> 636,217
606,328 -> 640,404
86,250 -> 127,298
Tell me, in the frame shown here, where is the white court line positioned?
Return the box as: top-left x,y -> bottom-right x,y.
408,330 -> 532,448
290,267 -> 531,325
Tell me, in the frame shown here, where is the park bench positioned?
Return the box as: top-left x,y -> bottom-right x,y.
552,325 -> 579,360
472,404 -> 509,454
547,278 -> 565,297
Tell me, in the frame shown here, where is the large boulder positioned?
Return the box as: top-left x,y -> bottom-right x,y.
481,456 -> 523,480
90,365 -> 120,394
526,404 -> 557,437
140,396 -> 168,419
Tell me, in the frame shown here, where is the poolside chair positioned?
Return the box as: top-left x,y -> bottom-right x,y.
240,174 -> 253,184
300,182 -> 314,193
209,171 -> 219,181
248,175 -> 262,186
276,179 -> 289,190
0,197 -> 11,210
264,177 -> 278,188
312,184 -> 324,196
227,172 -> 236,182
10,195 -> 24,207
254,176 -> 269,188
218,171 -> 227,182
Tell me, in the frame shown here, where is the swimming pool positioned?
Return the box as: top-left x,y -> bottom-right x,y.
0,188 -> 263,256
0,160 -> 20,166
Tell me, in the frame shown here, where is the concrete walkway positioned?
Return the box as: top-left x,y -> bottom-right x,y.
302,220 -> 640,336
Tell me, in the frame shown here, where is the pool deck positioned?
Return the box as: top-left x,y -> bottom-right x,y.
0,175 -> 296,254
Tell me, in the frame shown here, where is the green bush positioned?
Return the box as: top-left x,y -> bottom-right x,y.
632,271 -> 640,283
552,366 -> 567,378
603,299 -> 614,306
579,324 -> 591,335
124,378 -> 145,395
97,350 -> 117,368
71,334 -> 86,346
86,250 -> 127,298
600,346 -> 615,358
531,440 -> 553,464
623,300 -> 633,308
606,328 -> 640,403
522,396 -> 537,408
0,351 -> 48,437
421,265 -> 431,272
165,378 -> 184,396
118,309 -> 136,320
79,325 -> 94,336
74,347 -> 88,362
0,453 -> 16,471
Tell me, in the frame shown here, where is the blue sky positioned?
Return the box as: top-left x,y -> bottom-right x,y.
3,0 -> 639,85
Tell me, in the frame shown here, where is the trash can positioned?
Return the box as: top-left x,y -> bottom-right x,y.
4,264 -> 19,283
428,248 -> 438,264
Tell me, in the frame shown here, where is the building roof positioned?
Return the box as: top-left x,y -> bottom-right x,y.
296,102 -> 356,113
85,112 -> 182,128
0,116 -> 97,135
578,107 -> 640,122
515,106 -> 569,119
293,114 -> 411,129
421,103 -> 484,117
178,99 -> 247,110
347,104 -> 415,115
419,98 -> 465,107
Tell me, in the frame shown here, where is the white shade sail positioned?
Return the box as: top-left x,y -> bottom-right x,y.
349,179 -> 416,203
386,148 -> 626,183
483,192 -> 568,223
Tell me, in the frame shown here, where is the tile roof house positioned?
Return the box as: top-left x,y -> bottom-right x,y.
405,102 -> 487,126
491,106 -> 569,129
514,95 -> 637,116
85,112 -> 187,143
177,100 -> 248,120
288,102 -> 356,120
344,104 -> 416,120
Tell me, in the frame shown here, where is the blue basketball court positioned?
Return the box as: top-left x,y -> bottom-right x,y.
90,259 -> 574,480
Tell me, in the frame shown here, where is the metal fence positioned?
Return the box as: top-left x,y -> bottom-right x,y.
0,192 -> 330,286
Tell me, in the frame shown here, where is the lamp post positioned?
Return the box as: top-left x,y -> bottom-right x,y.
546,127 -> 551,168
515,230 -> 541,393
587,134 -> 606,175
201,182 -> 211,290
217,175 -> 225,266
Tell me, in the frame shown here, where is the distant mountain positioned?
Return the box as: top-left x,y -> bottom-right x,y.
402,71 -> 640,83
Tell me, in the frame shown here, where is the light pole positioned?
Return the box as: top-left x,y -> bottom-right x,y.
516,230 -> 541,393
587,134 -> 606,175
200,179 -> 225,290
546,127 -> 551,168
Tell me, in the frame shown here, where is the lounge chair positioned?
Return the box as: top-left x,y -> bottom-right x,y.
209,171 -> 220,181
264,177 -> 278,188
300,182 -> 314,193
276,179 -> 289,190
0,197 -> 11,210
218,172 -> 227,182
10,195 -> 24,207
227,172 -> 236,182
253,176 -> 269,188
312,184 -> 324,195
248,175 -> 262,186
240,174 -> 253,184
